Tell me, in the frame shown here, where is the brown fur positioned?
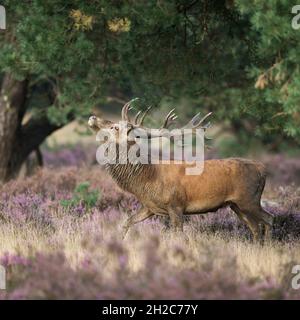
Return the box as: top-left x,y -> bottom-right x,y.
88,116 -> 273,241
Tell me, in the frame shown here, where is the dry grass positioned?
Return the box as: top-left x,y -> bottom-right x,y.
0,219 -> 297,282
0,166 -> 299,299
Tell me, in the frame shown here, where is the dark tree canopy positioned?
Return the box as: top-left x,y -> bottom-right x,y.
0,0 -> 299,181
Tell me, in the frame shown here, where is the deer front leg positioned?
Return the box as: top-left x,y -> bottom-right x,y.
122,207 -> 153,239
169,208 -> 184,232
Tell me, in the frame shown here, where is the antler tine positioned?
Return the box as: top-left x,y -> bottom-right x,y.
181,112 -> 212,129
137,106 -> 152,126
134,110 -> 142,125
161,108 -> 178,129
191,112 -> 213,129
121,101 -> 133,122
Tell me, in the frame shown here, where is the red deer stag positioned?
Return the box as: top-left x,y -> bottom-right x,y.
88,101 -> 273,241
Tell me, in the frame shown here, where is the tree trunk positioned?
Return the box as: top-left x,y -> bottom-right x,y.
0,74 -> 65,183
0,74 -> 28,182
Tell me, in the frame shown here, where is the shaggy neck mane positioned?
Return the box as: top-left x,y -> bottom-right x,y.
106,163 -> 156,194
104,143 -> 156,194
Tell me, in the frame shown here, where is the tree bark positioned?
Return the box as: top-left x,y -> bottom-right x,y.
0,74 -> 28,182
0,74 -> 66,183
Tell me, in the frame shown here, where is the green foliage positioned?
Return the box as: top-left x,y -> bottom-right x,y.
234,0 -> 300,142
61,182 -> 99,209
217,134 -> 265,158
0,0 -> 300,147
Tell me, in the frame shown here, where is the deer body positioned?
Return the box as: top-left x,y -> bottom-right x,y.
108,159 -> 261,214
106,158 -> 272,239
89,102 -> 273,241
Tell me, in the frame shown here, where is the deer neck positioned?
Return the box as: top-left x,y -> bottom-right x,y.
104,142 -> 156,194
105,163 -> 155,194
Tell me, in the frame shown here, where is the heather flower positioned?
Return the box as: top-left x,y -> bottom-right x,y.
0,252 -> 30,267
42,145 -> 87,168
0,151 -> 298,299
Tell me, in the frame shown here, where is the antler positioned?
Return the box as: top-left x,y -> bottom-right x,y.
121,101 -> 133,122
134,110 -> 142,125
134,106 -> 152,126
181,112 -> 212,131
120,100 -> 212,140
121,99 -> 178,130
121,99 -> 152,126
160,108 -> 178,129
133,106 -> 177,129
139,106 -> 152,126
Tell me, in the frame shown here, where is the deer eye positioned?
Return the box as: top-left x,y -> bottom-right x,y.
114,126 -> 119,131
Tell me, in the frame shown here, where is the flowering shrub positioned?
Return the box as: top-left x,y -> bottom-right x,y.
42,145 -> 88,168
61,181 -> 100,215
0,152 -> 299,299
0,235 -> 299,300
0,252 -> 271,299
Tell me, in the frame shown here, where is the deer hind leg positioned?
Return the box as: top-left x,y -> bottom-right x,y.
122,208 -> 153,239
232,203 -> 273,243
241,204 -> 273,243
253,206 -> 273,241
230,204 -> 260,242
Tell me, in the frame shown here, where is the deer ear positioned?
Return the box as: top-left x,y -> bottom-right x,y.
101,119 -> 113,127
